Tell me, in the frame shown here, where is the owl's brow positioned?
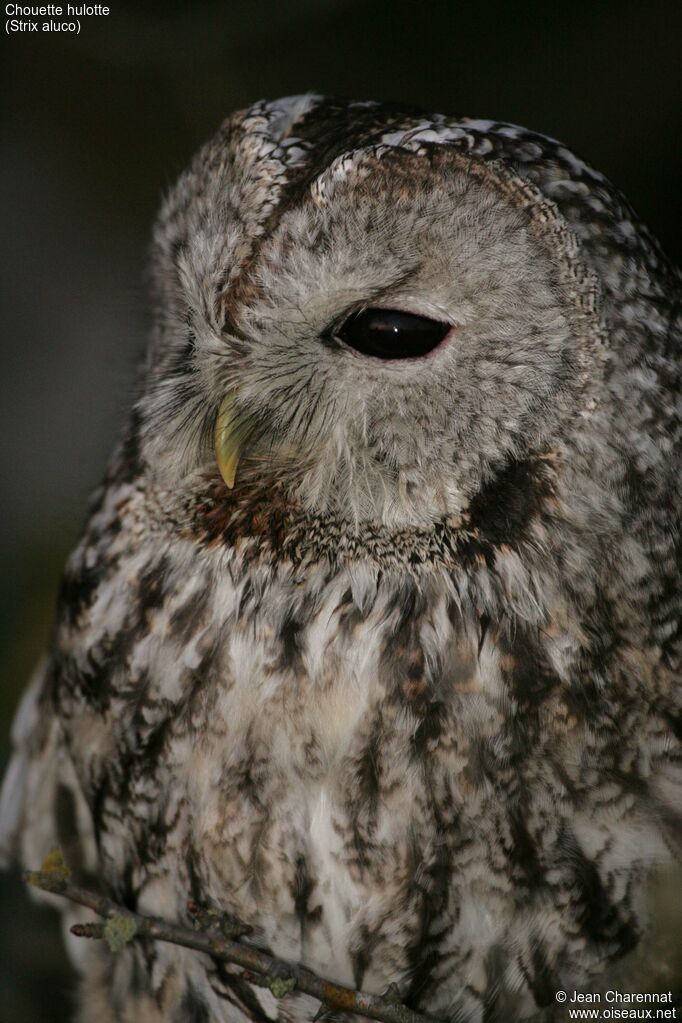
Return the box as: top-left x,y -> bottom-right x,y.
254,308 -> 317,336
245,266 -> 429,350
364,261 -> 425,303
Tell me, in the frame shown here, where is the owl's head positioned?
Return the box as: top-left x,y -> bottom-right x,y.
137,95 -> 604,530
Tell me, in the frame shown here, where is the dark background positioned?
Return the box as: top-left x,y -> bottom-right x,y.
1,1 -> 681,1019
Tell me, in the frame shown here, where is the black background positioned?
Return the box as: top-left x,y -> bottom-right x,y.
1,2 -> 681,1018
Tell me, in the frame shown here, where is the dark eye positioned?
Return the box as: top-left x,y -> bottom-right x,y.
333,308 -> 451,360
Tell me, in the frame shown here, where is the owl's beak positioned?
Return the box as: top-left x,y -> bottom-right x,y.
214,395 -> 251,490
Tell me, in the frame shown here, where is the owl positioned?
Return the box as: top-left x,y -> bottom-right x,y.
0,94 -> 680,1023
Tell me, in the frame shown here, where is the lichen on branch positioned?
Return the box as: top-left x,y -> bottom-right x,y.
25,854 -> 434,1023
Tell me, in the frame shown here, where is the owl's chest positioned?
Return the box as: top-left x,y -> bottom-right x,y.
79,544 -> 576,995
73,545 -> 669,1005
136,563 -> 511,988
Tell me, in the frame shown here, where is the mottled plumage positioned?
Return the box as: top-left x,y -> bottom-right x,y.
1,95 -> 681,1022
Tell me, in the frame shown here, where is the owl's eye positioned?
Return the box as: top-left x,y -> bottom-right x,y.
333,308 -> 451,360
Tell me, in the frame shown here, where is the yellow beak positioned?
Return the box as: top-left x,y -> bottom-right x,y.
214,395 -> 252,490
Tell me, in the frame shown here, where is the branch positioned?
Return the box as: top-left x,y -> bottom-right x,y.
25,853 -> 435,1023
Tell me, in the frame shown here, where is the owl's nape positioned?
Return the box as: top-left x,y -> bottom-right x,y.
0,94 -> 680,1023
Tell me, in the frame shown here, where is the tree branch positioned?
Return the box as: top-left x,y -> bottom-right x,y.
25,856 -> 435,1023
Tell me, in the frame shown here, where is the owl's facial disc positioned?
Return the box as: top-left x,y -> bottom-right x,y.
331,308 -> 452,361
148,139 -> 603,525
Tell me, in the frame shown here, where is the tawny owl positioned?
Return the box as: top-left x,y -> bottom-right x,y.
1,95 -> 680,1023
